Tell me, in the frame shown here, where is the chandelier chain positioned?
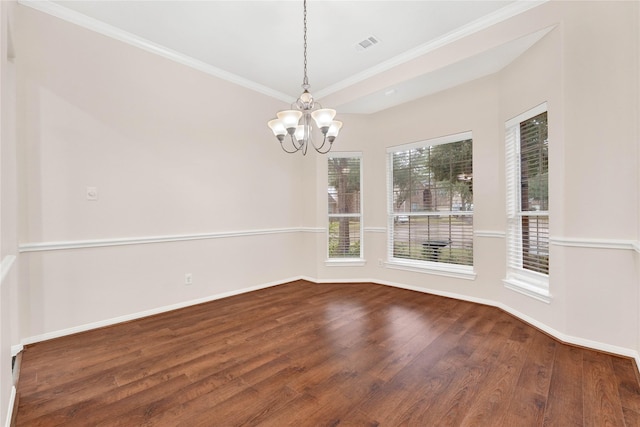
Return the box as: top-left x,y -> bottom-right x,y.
266,0 -> 342,155
302,0 -> 309,88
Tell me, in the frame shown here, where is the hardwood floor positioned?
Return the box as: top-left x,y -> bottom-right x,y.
14,280 -> 640,426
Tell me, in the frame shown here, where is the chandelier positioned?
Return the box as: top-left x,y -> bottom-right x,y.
267,0 -> 342,155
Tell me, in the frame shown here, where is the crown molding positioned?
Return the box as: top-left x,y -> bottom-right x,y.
19,0 -> 547,104
315,0 -> 549,99
18,0 -> 294,103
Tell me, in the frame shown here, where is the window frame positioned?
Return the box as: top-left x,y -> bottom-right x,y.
326,152 -> 364,266
386,132 -> 475,280
503,102 -> 551,302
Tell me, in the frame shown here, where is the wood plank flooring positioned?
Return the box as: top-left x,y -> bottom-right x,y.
14,280 -> 640,426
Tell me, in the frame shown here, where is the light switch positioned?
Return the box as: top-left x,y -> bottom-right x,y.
86,187 -> 98,201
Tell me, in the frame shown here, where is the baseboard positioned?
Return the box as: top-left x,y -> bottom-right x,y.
11,345 -> 22,358
21,276 -> 304,346
495,301 -> 640,367
388,280 -> 640,369
5,386 -> 15,427
304,276 -> 640,371
19,275 -> 640,377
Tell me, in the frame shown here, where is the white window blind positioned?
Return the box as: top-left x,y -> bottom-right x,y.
387,132 -> 473,269
328,154 -> 362,259
506,104 -> 549,291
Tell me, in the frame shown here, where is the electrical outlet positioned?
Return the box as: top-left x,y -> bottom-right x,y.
185,273 -> 193,285
378,259 -> 384,267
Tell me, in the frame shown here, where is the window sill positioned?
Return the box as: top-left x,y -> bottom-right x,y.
325,258 -> 366,267
385,259 -> 476,280
503,276 -> 551,303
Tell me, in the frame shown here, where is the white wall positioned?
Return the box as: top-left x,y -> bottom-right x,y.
7,5 -> 640,420
15,4 -> 310,339
0,1 -> 18,424
314,1 -> 640,359
499,0 -> 638,355
637,0 -> 640,369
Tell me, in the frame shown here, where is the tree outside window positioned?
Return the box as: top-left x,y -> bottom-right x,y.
328,155 -> 361,258
389,134 -> 473,267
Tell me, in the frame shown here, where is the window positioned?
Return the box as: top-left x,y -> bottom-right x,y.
327,154 -> 362,260
505,103 -> 550,301
387,132 -> 473,275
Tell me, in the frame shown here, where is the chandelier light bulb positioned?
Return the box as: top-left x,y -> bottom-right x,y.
311,108 -> 336,132
276,110 -> 303,133
294,124 -> 310,143
327,121 -> 343,140
267,119 -> 287,139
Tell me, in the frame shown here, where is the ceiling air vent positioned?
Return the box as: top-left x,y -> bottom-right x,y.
356,35 -> 380,51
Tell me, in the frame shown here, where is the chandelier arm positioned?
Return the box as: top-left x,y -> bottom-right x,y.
280,143 -> 301,154
311,132 -> 328,152
313,136 -> 334,154
293,133 -> 307,152
279,135 -> 303,154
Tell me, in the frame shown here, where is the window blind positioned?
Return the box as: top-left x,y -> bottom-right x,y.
328,154 -> 362,258
506,105 -> 549,277
387,133 -> 473,267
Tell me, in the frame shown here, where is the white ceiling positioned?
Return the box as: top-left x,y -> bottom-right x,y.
24,0 -> 550,113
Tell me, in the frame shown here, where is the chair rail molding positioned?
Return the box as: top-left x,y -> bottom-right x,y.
0,255 -> 16,284
550,236 -> 638,251
19,228 -> 311,252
